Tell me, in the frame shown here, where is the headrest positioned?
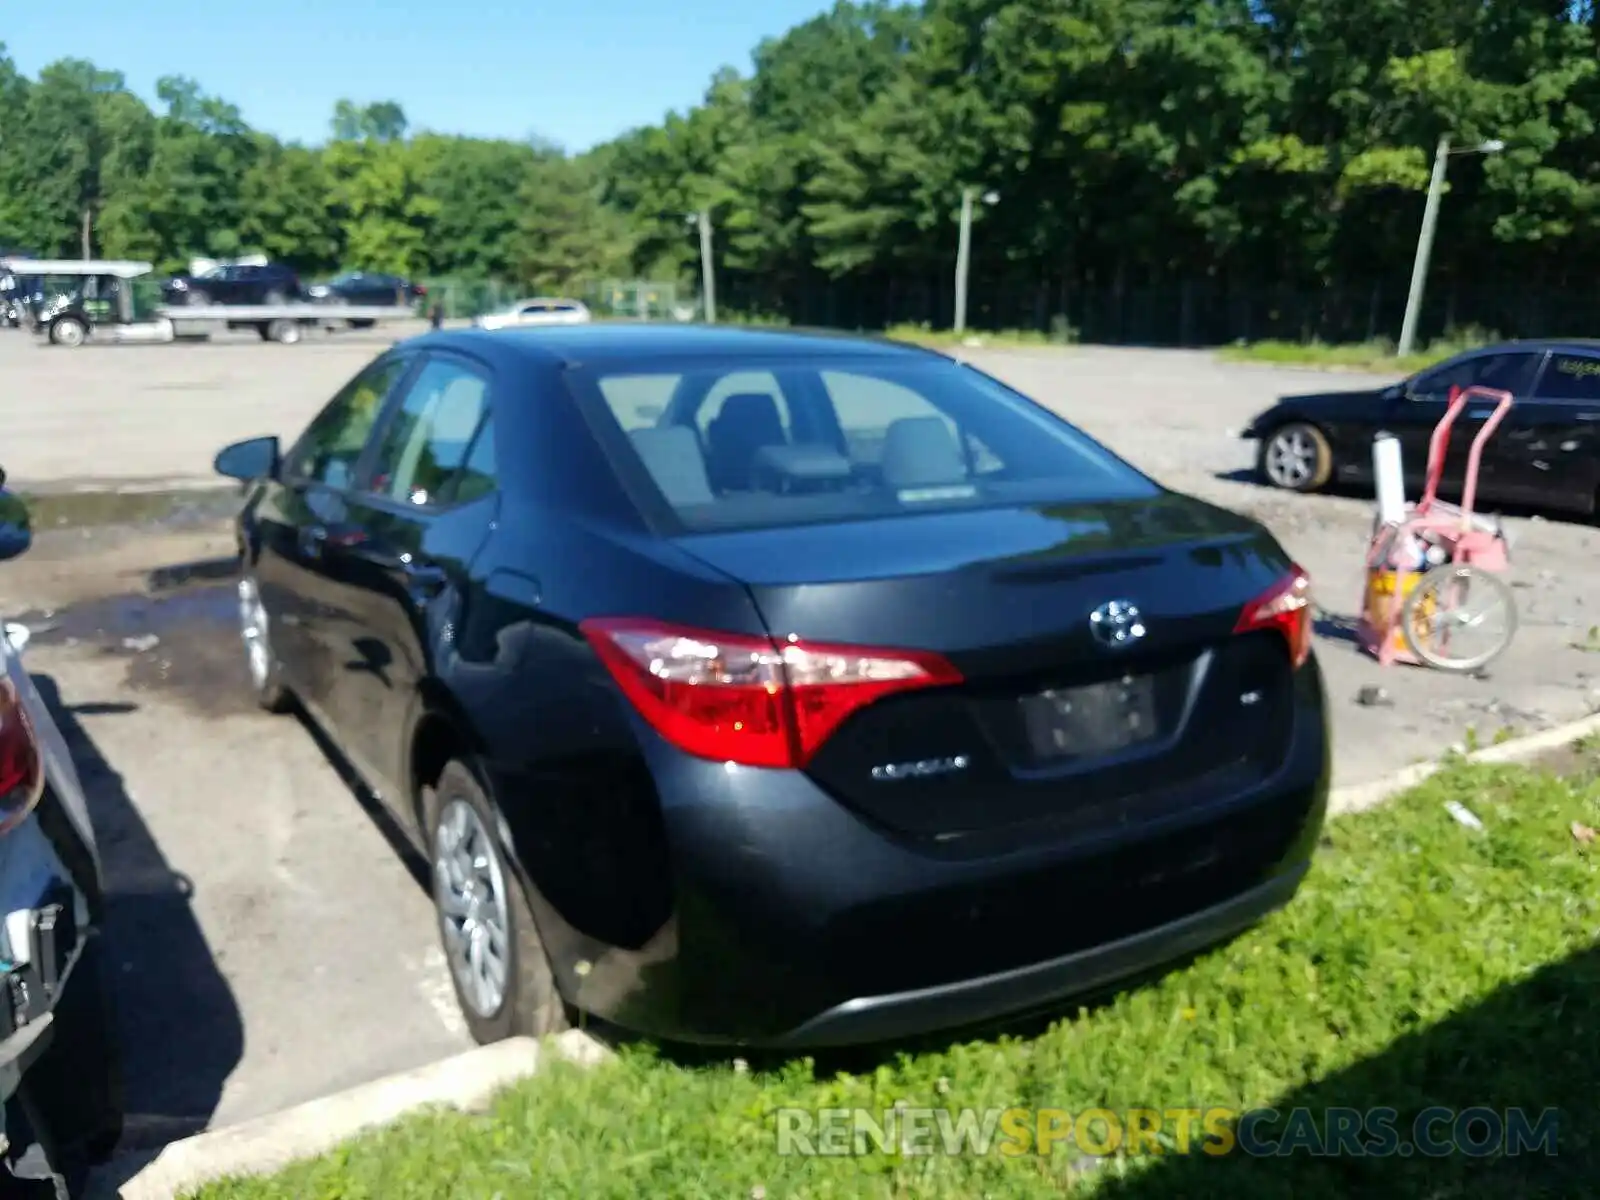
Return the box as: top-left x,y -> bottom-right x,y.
880,416 -> 968,488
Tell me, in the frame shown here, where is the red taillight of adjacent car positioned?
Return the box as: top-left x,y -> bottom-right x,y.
1233,564 -> 1313,668
0,678 -> 44,835
579,618 -> 964,768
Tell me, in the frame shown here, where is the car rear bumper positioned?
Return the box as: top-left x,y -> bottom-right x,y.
772,862 -> 1306,1047
538,656 -> 1330,1047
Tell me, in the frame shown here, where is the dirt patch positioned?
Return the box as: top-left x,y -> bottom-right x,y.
17,487 -> 242,532
0,525 -> 237,612
1527,738 -> 1600,783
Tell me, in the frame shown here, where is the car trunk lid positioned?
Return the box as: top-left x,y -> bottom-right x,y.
671,495 -> 1305,840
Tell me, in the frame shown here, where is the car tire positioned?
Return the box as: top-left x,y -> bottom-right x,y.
1258,421 -> 1334,492
47,318 -> 86,348
424,759 -> 570,1045
265,318 -> 302,345
237,573 -> 293,713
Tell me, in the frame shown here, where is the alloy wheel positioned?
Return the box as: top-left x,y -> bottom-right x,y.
434,797 -> 512,1019
1264,427 -> 1317,488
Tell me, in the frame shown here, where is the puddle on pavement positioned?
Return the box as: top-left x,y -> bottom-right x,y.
16,581 -> 260,717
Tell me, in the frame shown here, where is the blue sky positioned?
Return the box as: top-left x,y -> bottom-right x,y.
4,0 -> 834,150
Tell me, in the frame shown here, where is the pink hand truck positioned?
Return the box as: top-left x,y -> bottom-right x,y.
1358,384 -> 1519,672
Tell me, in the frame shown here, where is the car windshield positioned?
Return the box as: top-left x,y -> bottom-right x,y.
572,356 -> 1158,533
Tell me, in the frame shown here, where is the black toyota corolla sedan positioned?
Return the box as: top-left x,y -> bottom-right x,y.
213,324 -> 1330,1048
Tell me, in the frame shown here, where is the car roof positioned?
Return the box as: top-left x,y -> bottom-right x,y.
1453,338 -> 1600,358
404,322 -> 944,368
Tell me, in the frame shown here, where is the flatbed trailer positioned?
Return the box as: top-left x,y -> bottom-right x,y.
154,302 -> 419,344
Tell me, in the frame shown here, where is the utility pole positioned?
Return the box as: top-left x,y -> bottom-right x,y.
1397,135 -> 1504,358
695,210 -> 716,324
1397,136 -> 1450,359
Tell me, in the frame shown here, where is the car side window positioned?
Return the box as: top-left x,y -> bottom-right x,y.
366,357 -> 491,507
444,415 -> 497,504
1533,353 -> 1600,403
1412,352 -> 1539,400
283,356 -> 410,490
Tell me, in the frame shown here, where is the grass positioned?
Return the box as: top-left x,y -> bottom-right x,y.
192,756 -> 1599,1199
1216,329 -> 1497,374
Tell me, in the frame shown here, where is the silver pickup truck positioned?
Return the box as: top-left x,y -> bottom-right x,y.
0,487 -> 122,1198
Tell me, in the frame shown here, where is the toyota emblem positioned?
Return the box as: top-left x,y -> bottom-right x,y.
1089,600 -> 1145,648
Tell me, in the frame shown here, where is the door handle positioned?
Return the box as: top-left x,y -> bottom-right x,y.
1576,413 -> 1600,422
299,525 -> 327,559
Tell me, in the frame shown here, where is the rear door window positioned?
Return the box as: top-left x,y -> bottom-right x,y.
1532,353 -> 1600,403
1412,352 -> 1541,400
365,356 -> 491,506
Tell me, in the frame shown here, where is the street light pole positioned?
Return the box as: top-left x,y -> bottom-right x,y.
1397,135 -> 1505,358
692,210 -> 716,324
953,187 -> 998,335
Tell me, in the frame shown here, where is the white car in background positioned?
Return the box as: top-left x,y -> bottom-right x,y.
473,297 -> 591,331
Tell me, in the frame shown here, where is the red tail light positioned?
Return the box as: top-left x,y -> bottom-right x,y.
1233,565 -> 1313,668
579,618 -> 963,768
0,678 -> 43,835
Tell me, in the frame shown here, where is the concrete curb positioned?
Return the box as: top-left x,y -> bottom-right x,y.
1328,711 -> 1600,818
108,1030 -> 611,1199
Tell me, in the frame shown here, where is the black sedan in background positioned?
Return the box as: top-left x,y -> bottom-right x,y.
1241,338 -> 1600,515
308,272 -> 426,329
308,271 -> 426,308
162,262 -> 305,307
212,324 -> 1330,1047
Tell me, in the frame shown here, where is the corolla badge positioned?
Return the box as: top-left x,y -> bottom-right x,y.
871,755 -> 970,782
1089,599 -> 1145,648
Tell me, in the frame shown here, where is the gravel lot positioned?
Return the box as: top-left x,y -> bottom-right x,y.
0,326 -> 1596,1163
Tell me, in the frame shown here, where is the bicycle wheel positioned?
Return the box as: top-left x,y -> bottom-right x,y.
1400,563 -> 1518,672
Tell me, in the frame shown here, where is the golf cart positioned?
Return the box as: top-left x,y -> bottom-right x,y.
2,260 -> 167,347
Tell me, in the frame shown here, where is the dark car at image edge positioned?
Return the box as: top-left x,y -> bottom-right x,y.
212,324 -> 1332,1048
1240,338 -> 1600,515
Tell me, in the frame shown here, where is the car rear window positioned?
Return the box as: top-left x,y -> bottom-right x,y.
572,357 -> 1157,533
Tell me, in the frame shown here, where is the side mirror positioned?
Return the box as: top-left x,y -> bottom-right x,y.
0,489 -> 31,563
1380,383 -> 1405,403
214,435 -> 280,483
